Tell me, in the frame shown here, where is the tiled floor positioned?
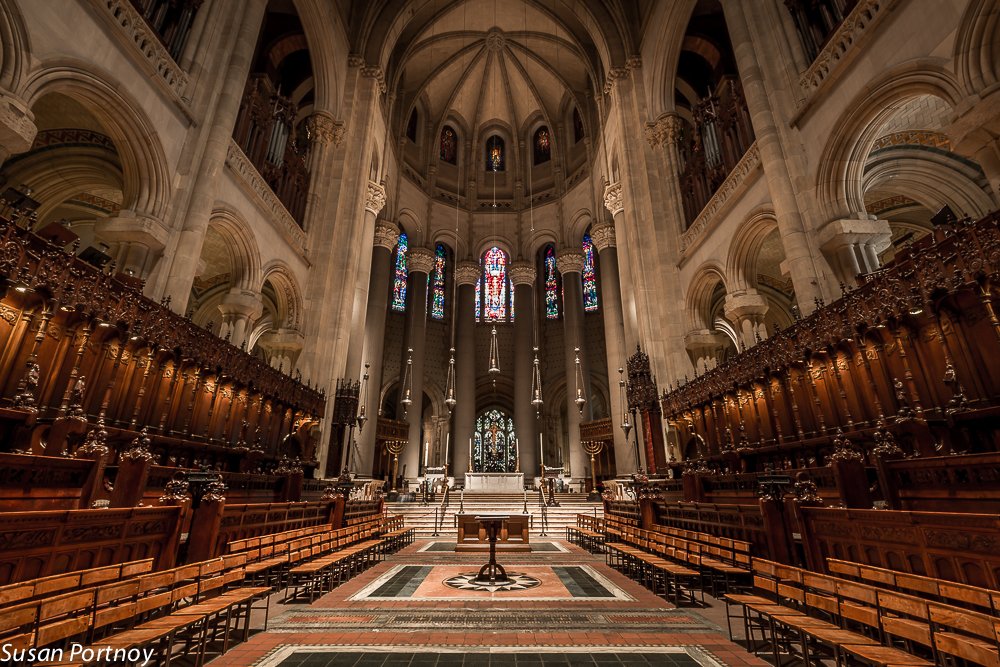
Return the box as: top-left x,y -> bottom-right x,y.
208,538 -> 768,667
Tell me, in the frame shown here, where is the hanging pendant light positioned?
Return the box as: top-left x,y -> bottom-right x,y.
445,348 -> 457,412
531,346 -> 544,415
488,326 -> 501,386
574,346 -> 587,414
400,348 -> 414,415
618,366 -> 632,439
357,362 -> 370,432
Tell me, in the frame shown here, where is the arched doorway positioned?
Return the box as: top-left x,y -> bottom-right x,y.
473,408 -> 517,472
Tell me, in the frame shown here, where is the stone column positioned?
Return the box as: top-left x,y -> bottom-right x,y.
817,217 -> 893,287
602,184 -> 640,352
217,288 -> 263,350
399,246 -> 435,484
558,249 -> 592,483
0,89 -> 37,167
723,291 -> 770,351
357,220 -> 399,476
344,181 -> 387,378
509,262 -> 537,480
589,222 -> 631,474
94,210 -> 170,284
451,261 -> 479,478
723,0 -> 830,312
162,0 -> 267,311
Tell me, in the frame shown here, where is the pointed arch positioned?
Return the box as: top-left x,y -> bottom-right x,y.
22,61 -> 172,220
686,262 -> 728,331
261,260 -> 304,330
0,0 -> 30,93
726,207 -> 779,293
209,208 -> 263,292
953,0 -> 1000,94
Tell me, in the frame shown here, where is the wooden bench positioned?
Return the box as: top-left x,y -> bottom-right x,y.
0,559 -> 155,609
567,514 -> 606,552
725,558 -> 1000,667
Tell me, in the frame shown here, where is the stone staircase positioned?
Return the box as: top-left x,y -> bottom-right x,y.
385,492 -> 603,538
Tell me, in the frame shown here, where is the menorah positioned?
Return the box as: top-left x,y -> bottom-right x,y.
582,440 -> 604,501
385,439 -> 407,492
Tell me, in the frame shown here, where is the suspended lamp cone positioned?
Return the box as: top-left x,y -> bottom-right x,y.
530,346 -> 544,415
488,326 -> 501,380
357,362 -> 370,432
444,348 -> 457,412
574,347 -> 586,414
400,348 -> 414,415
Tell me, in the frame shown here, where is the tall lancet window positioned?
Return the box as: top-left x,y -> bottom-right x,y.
534,126 -> 551,164
440,125 -> 457,164
430,243 -> 447,320
391,232 -> 409,312
582,233 -> 598,312
485,135 -> 505,171
480,246 -> 509,321
544,245 -> 559,319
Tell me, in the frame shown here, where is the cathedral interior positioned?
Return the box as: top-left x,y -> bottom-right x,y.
0,0 -> 999,665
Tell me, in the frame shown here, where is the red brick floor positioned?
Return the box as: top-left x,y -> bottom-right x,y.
208,539 -> 768,666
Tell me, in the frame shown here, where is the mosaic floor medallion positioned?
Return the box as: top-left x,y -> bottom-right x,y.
442,571 -> 542,592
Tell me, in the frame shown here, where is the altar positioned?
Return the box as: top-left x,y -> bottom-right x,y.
464,472 -> 524,493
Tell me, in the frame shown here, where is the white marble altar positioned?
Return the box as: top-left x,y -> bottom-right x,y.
464,472 -> 525,493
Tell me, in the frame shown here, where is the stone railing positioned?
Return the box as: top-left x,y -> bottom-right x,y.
680,142 -> 761,257
798,0 -> 897,103
89,0 -> 191,107
225,141 -> 308,258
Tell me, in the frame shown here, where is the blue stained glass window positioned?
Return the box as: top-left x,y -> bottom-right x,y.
583,233 -> 598,312
544,245 -> 558,319
391,233 -> 408,312
482,247 -> 507,320
472,408 -> 517,472
430,243 -> 446,320
475,279 -> 481,323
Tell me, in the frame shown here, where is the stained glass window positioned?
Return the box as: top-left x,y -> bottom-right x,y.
472,408 -> 517,472
440,125 -> 457,164
485,135 -> 504,171
390,232 -> 408,312
509,279 -> 514,322
544,245 -> 559,319
582,233 -> 598,312
481,246 -> 508,320
475,279 -> 481,323
430,243 -> 446,320
534,126 -> 551,164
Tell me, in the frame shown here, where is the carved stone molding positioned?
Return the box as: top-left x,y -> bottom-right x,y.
305,112 -> 345,147
455,261 -> 481,285
508,261 -> 536,286
644,113 -> 684,148
373,220 -> 400,250
556,249 -> 585,275
603,182 -> 624,217
0,92 -> 37,155
225,140 -> 307,258
364,180 -> 386,216
88,0 -> 191,109
798,0 -> 897,102
680,142 -> 761,256
361,66 -> 387,94
603,67 -> 629,95
589,223 -> 616,251
407,247 -> 435,275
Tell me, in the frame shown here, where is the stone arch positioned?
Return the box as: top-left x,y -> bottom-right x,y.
207,208 -> 263,292
862,147 -> 994,219
642,0 -> 699,118
260,261 -> 304,330
815,61 -> 964,221
566,209 -> 593,247
685,262 -> 728,331
396,209 -> 422,245
22,62 -> 172,220
525,228 -> 559,260
0,1 -> 30,93
726,207 -> 779,293
474,237 -> 515,261
953,0 -> 1000,95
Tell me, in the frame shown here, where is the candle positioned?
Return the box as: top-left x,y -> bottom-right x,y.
539,433 -> 543,466
424,441 -> 429,467
444,434 -> 449,470
469,437 -> 473,470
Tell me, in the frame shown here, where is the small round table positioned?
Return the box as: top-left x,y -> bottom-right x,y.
472,514 -> 513,586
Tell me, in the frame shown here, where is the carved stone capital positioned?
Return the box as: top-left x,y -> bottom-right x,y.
508,261 -> 536,286
305,112 -> 345,147
94,210 -> 170,253
556,249 -> 585,275
219,288 -> 264,320
723,291 -> 769,321
408,247 -> 435,275
0,91 -> 37,156
361,66 -> 387,93
455,261 -> 481,285
603,67 -> 629,95
644,113 -> 684,148
373,220 -> 400,250
603,182 -> 624,217
589,222 -> 615,251
364,180 -> 386,216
